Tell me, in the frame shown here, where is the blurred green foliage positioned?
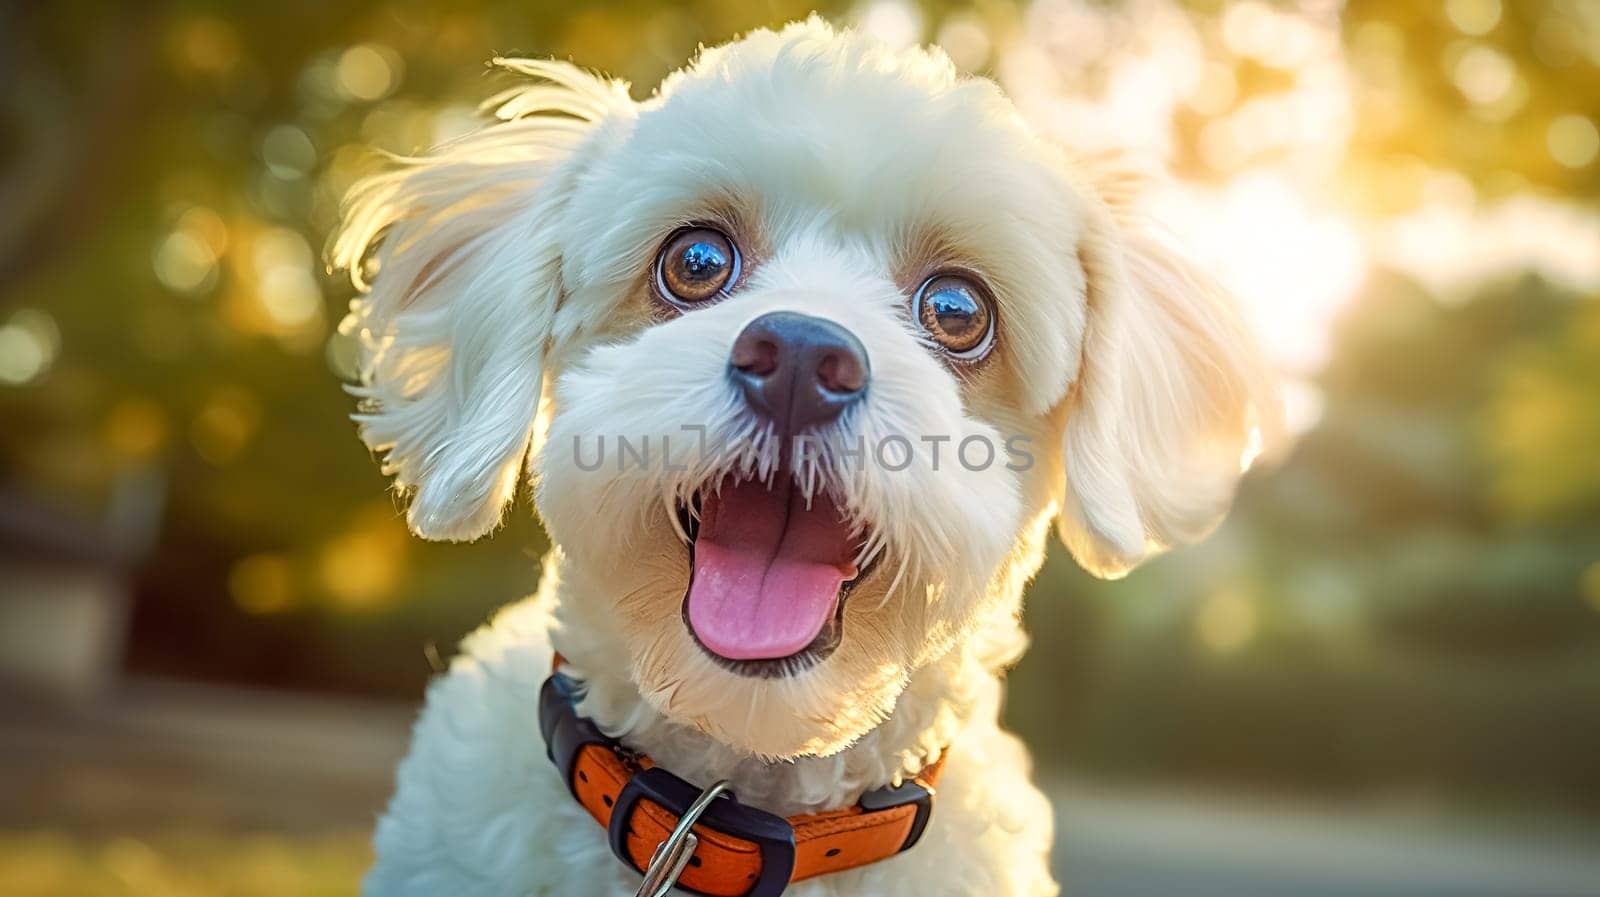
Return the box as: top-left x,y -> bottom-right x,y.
0,0 -> 855,693
1009,271 -> 1600,813
1341,0 -> 1600,202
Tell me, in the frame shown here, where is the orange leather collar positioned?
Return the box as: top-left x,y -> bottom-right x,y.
539,657 -> 944,897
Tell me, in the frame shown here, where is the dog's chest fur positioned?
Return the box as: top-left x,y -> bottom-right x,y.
362,551 -> 1057,897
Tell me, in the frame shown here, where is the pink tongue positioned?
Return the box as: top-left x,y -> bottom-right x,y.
686,479 -> 857,661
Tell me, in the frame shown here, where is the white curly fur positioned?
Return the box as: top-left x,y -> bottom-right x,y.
337,18 -> 1278,897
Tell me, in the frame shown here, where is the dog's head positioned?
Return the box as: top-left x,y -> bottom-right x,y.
335,20 -> 1278,758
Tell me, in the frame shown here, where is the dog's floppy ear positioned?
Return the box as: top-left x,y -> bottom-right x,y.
332,60 -> 632,541
1055,182 -> 1282,578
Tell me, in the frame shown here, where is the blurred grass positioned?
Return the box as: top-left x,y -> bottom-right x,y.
0,830 -> 368,897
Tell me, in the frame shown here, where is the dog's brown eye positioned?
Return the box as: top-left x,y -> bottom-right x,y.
656,227 -> 739,306
914,273 -> 995,360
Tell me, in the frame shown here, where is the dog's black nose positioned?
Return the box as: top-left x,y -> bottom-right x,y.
730,311 -> 868,435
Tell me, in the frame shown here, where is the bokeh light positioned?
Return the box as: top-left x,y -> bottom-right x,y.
335,44 -> 403,102
229,553 -> 299,614
855,0 -> 924,50
0,309 -> 61,386
1548,113 -> 1600,168
1445,0 -> 1502,36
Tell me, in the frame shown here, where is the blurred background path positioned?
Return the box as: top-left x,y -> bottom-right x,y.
1054,784 -> 1600,897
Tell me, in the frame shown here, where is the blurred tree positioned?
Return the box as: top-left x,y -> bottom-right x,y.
1343,0 -> 1600,202
1011,271 -> 1600,811
0,0 -> 849,695
1481,299 -> 1600,523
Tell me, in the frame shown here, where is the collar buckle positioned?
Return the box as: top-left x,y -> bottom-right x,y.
540,671 -> 797,896
632,779 -> 731,897
611,766 -> 797,897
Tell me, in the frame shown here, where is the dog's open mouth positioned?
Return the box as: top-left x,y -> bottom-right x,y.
677,475 -> 873,678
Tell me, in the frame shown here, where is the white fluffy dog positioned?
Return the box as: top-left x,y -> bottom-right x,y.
334,18 -> 1278,897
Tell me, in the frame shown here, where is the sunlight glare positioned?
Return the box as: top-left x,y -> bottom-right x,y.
1147,172 -> 1366,375
855,1 -> 923,51
1005,0 -> 1363,392
936,13 -> 991,71
1379,194 -> 1600,297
